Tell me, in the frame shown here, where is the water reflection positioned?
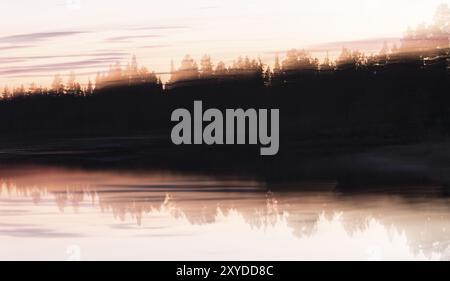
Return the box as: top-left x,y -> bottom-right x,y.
0,166 -> 449,260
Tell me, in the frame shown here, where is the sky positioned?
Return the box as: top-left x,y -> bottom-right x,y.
0,0 -> 448,87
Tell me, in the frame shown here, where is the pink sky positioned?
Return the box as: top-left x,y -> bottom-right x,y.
0,0 -> 447,87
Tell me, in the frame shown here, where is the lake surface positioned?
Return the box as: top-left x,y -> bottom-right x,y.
0,166 -> 449,261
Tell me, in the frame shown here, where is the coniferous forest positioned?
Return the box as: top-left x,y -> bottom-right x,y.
1,12 -> 450,187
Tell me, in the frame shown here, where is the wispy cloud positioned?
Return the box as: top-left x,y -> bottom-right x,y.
125,25 -> 189,31
0,45 -> 36,51
139,44 -> 171,49
0,31 -> 87,44
0,58 -> 25,64
0,52 -> 129,66
105,34 -> 161,43
0,57 -> 124,76
1,51 -> 128,61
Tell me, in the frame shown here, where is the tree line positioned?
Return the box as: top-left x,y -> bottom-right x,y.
0,4 -> 449,146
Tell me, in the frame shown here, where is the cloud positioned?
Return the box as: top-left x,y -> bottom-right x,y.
1,51 -> 128,61
139,44 -> 171,49
0,45 -> 36,51
0,56 -> 125,76
125,25 -> 189,31
0,31 -> 87,44
0,58 -> 24,64
105,34 -> 161,43
0,52 -> 129,67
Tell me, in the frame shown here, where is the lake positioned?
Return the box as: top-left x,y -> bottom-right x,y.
0,166 -> 449,261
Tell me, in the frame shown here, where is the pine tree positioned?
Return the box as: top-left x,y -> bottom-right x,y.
87,79 -> 93,95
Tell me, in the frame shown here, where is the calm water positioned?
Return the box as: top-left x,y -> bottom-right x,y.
0,166 -> 449,261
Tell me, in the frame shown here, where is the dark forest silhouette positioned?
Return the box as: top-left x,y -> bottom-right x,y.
0,4 -> 450,184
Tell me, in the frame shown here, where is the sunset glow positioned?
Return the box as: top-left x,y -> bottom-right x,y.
0,0 -> 447,87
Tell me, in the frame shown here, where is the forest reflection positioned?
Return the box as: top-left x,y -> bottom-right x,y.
1,166 -> 450,260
